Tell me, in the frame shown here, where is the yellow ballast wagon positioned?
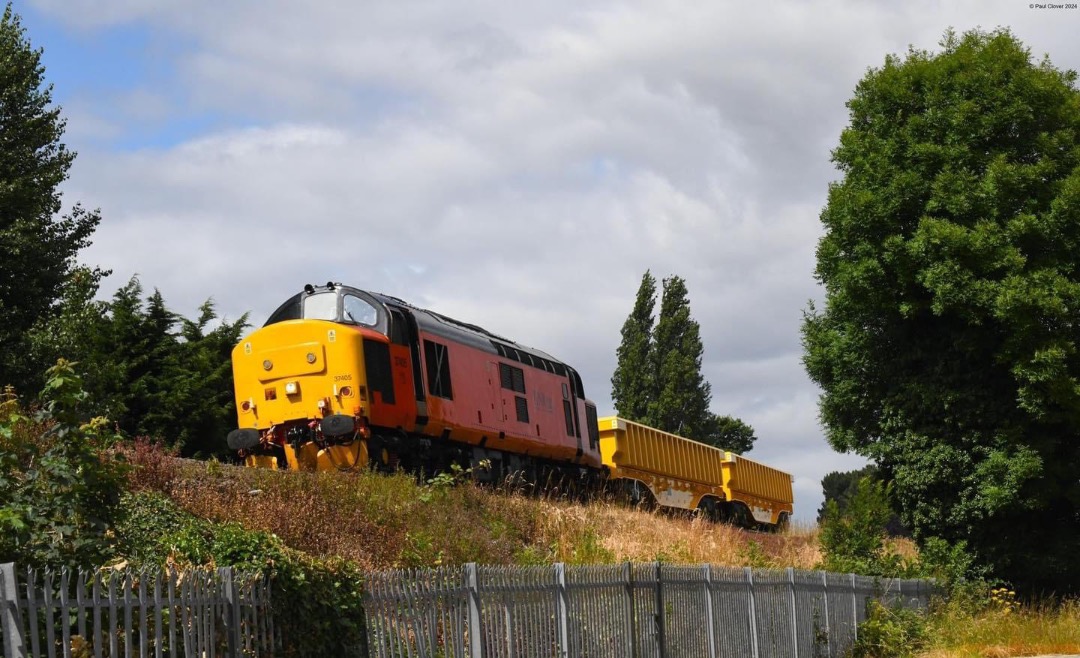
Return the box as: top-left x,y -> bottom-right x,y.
597,416 -> 793,529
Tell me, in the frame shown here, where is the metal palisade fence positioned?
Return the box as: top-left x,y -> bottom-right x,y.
362,562 -> 935,658
0,563 -> 273,658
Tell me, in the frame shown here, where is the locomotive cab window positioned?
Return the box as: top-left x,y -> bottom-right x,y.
298,291 -> 379,327
342,295 -> 377,326
302,292 -> 338,321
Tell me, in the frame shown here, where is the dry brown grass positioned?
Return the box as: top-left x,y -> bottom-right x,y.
532,497 -> 822,568
920,598 -> 1080,658
124,445 -> 824,571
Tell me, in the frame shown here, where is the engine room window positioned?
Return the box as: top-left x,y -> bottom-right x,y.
302,292 -> 338,321
424,340 -> 453,399
343,295 -> 378,326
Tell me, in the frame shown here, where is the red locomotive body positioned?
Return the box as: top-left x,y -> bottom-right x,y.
230,283 -> 603,482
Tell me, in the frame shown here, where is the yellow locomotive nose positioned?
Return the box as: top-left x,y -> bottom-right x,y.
231,320 -> 366,431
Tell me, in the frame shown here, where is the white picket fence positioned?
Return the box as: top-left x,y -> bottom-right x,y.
0,563 -> 272,658
362,562 -> 936,658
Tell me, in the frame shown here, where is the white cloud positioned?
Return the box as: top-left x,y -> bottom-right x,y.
37,0 -> 1080,521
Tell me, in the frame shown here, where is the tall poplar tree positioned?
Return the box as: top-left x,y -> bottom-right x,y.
648,275 -> 713,437
0,5 -> 102,393
611,271 -> 656,420
611,272 -> 756,452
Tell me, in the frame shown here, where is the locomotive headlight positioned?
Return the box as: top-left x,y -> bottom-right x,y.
284,381 -> 299,395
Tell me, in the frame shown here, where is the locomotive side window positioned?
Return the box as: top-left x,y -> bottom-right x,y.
424,340 -> 453,399
343,295 -> 378,326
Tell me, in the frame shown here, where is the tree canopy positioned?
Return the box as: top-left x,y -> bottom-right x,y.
803,28 -> 1080,593
0,5 -> 103,394
31,276 -> 249,457
612,272 -> 756,453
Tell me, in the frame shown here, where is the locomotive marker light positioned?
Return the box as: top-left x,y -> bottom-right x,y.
284,381 -> 299,395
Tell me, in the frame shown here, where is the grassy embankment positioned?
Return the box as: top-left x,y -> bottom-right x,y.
128,444 -> 822,570
123,445 -> 1079,657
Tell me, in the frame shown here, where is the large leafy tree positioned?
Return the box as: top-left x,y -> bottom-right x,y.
703,414 -> 756,455
803,29 -> 1080,593
612,272 -> 757,452
0,5 -> 102,393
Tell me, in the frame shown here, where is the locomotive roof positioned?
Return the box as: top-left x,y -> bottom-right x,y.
264,283 -> 587,396
365,289 -> 575,377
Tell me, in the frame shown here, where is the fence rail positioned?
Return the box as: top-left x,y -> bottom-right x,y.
363,562 -> 935,658
0,563 -> 273,658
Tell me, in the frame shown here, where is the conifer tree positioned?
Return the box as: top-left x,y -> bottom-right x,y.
611,271 -> 656,421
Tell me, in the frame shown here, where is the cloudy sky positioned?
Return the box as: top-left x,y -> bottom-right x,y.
17,0 -> 1079,521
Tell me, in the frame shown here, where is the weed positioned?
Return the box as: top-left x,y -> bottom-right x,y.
850,600 -> 927,658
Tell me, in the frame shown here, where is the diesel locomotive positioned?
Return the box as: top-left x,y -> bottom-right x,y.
227,283 -> 793,528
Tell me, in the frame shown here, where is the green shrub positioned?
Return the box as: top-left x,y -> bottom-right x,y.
116,490 -> 369,657
819,477 -> 914,578
0,360 -> 128,568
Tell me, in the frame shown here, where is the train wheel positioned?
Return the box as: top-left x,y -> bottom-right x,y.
722,502 -> 753,529
697,497 -> 720,522
622,480 -> 655,511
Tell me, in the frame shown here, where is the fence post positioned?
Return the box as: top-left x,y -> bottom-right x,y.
555,563 -> 570,658
850,573 -> 858,642
821,571 -> 831,658
788,567 -> 799,658
654,562 -> 666,658
745,567 -> 759,658
625,562 -> 637,658
465,563 -> 484,658
703,565 -> 716,658
222,567 -> 240,657
1,563 -> 26,658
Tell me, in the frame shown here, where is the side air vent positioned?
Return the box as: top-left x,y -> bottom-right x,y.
515,396 -> 529,423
